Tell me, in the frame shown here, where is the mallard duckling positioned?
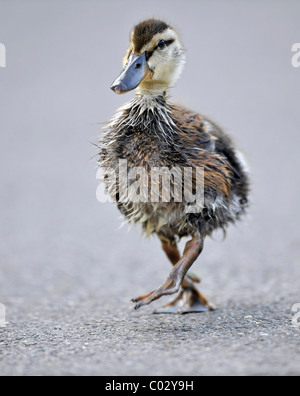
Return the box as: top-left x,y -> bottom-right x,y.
99,19 -> 250,313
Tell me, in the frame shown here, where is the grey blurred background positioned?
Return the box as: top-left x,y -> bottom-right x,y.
0,0 -> 299,376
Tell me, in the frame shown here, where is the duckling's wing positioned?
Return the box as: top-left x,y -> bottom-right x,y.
173,105 -> 217,152
173,105 -> 246,179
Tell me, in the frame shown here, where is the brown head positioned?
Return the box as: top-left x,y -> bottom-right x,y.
111,19 -> 186,96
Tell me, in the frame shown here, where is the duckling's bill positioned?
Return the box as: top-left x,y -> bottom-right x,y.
111,52 -> 151,94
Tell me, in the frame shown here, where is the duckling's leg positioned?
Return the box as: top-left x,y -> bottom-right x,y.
132,234 -> 213,312
153,238 -> 215,314
161,238 -> 202,284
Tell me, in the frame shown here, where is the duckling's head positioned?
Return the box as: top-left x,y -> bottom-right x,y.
111,19 -> 186,96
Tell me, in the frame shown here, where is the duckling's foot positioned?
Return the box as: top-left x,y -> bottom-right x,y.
153,287 -> 216,314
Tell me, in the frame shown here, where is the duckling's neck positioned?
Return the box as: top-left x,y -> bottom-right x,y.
133,91 -> 169,115
117,92 -> 179,145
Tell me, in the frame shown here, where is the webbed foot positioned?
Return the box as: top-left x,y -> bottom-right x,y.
154,287 -> 216,314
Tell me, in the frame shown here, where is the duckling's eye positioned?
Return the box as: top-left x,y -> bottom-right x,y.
157,40 -> 166,50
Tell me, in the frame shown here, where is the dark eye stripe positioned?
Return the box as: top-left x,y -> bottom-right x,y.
165,39 -> 175,46
146,39 -> 175,60
156,39 -> 174,50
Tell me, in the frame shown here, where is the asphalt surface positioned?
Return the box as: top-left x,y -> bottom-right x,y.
0,1 -> 300,376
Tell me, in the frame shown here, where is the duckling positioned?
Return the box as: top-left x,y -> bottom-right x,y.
98,19 -> 250,314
